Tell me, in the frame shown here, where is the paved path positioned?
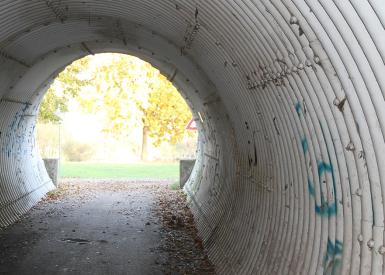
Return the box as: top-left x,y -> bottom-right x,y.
0,181 -> 171,275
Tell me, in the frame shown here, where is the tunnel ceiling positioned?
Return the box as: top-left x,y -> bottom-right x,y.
1,1 -> 385,274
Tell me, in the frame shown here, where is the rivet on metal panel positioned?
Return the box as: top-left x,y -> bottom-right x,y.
305,59 -> 312,67
378,246 -> 385,255
358,234 -> 364,242
297,63 -> 304,70
367,239 -> 375,249
333,98 -> 341,106
289,16 -> 298,25
345,142 -> 355,151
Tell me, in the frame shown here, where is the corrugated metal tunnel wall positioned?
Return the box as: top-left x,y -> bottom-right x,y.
0,1 -> 384,274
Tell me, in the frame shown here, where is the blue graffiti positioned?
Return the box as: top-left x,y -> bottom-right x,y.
308,178 -> 337,216
295,102 -> 301,116
301,138 -> 308,154
326,239 -> 343,257
295,101 -> 337,217
315,201 -> 337,216
318,161 -> 333,180
308,178 -> 315,196
313,159 -> 337,216
317,119 -> 338,216
324,239 -> 343,275
295,102 -> 342,274
317,160 -> 337,215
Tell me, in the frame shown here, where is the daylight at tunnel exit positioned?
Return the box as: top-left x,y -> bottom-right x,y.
1,1 -> 385,275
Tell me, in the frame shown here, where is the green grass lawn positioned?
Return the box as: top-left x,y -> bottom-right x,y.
60,162 -> 179,180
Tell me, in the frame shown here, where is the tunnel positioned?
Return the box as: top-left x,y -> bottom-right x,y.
0,1 -> 384,274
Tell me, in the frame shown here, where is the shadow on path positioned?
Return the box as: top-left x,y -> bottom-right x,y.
0,179 -> 215,275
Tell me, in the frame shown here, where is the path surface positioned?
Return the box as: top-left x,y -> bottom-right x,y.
0,180 -> 215,275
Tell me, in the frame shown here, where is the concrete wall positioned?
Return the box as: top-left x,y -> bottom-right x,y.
0,1 -> 384,274
180,159 -> 196,188
43,159 -> 59,187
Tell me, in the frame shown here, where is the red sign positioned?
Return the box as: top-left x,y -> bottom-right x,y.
186,119 -> 197,130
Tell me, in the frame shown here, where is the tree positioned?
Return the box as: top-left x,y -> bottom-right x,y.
38,57 -> 91,123
141,72 -> 192,146
139,77 -> 192,160
73,54 -> 193,160
38,88 -> 69,123
38,53 -> 193,160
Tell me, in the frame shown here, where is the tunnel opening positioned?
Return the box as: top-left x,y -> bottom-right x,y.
1,53 -> 212,275
35,53 -> 199,184
0,1 -> 384,274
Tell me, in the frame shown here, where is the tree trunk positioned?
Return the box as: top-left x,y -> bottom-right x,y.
141,126 -> 149,161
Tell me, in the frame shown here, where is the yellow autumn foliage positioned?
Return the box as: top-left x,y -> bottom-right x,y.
39,53 -> 193,147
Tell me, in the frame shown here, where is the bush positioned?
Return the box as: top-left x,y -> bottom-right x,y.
36,123 -> 60,158
169,182 -> 181,190
62,140 -> 94,161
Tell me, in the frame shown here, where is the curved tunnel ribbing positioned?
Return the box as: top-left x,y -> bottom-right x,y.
0,1 -> 384,274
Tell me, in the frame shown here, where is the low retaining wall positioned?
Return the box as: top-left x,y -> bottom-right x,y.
179,159 -> 195,188
43,159 -> 59,187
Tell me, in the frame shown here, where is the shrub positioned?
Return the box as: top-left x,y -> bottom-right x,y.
62,140 -> 94,161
